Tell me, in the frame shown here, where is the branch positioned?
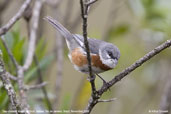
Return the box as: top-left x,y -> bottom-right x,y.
23,0 -> 53,112
85,0 -> 98,6
49,0 -> 71,108
80,1 -> 171,113
0,0 -> 32,36
85,40 -> 171,113
23,2 -> 53,111
98,98 -> 117,103
17,0 -> 45,112
98,40 -> 171,95
70,0 -> 101,32
33,56 -> 53,112
0,53 -> 21,111
23,82 -> 47,91
54,16 -> 64,109
23,0 -> 44,71
80,0 -> 96,95
80,1 -> 99,114
7,72 -> 18,81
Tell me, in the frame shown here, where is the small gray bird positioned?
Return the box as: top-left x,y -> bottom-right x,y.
44,16 -> 120,75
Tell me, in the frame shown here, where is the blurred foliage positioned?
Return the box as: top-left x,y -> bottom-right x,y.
142,0 -> 164,20
0,87 -> 8,110
0,0 -> 171,114
0,29 -> 54,110
0,31 -> 25,74
141,0 -> 171,36
107,24 -> 130,40
73,79 -> 91,110
60,93 -> 71,111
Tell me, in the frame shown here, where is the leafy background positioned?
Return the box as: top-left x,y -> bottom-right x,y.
0,0 -> 171,114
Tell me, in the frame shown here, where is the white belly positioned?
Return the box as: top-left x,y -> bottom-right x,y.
73,64 -> 104,74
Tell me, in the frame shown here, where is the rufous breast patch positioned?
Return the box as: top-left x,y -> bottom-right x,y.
71,48 -> 111,71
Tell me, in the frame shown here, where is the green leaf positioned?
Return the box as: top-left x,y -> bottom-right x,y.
12,37 -> 26,64
141,0 -> 155,8
24,55 -> 54,83
107,24 -> 129,39
0,88 -> 9,110
35,38 -> 46,60
0,38 -> 9,64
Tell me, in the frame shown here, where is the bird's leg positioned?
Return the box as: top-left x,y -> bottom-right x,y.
96,73 -> 111,91
96,73 -> 107,83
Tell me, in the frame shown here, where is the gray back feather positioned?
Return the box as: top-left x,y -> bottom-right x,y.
74,34 -> 103,54
44,16 -> 104,54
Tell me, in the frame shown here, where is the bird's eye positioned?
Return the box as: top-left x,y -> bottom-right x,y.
108,52 -> 113,58
108,52 -> 113,57
108,51 -> 117,60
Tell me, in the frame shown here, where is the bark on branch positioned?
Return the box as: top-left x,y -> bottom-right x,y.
79,1 -> 171,113
0,53 -> 21,112
85,40 -> 171,113
0,0 -> 32,36
80,0 -> 97,99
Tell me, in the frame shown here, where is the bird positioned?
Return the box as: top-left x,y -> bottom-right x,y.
44,16 -> 120,81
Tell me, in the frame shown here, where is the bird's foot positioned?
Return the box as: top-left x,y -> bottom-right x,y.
87,75 -> 96,82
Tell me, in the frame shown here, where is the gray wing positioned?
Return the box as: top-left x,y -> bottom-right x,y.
73,34 -> 103,54
44,16 -> 103,54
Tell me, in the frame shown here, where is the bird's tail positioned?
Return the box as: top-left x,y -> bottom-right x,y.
44,16 -> 72,41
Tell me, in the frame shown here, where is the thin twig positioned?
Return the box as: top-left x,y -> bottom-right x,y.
80,0 -> 96,94
23,82 -> 47,91
49,4 -> 63,109
17,0 -> 45,112
33,55 -> 54,112
7,72 -> 18,81
23,0 -> 53,112
98,98 -> 117,103
85,0 -> 98,6
80,1 -> 99,114
51,0 -> 72,108
70,0 -> 101,32
0,0 -> 32,36
79,1 -> 171,113
98,40 -> 171,95
85,40 -> 171,113
17,66 -> 29,113
54,24 -> 64,108
23,0 -> 44,71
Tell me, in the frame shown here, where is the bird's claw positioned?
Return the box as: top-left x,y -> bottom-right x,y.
87,75 -> 96,82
